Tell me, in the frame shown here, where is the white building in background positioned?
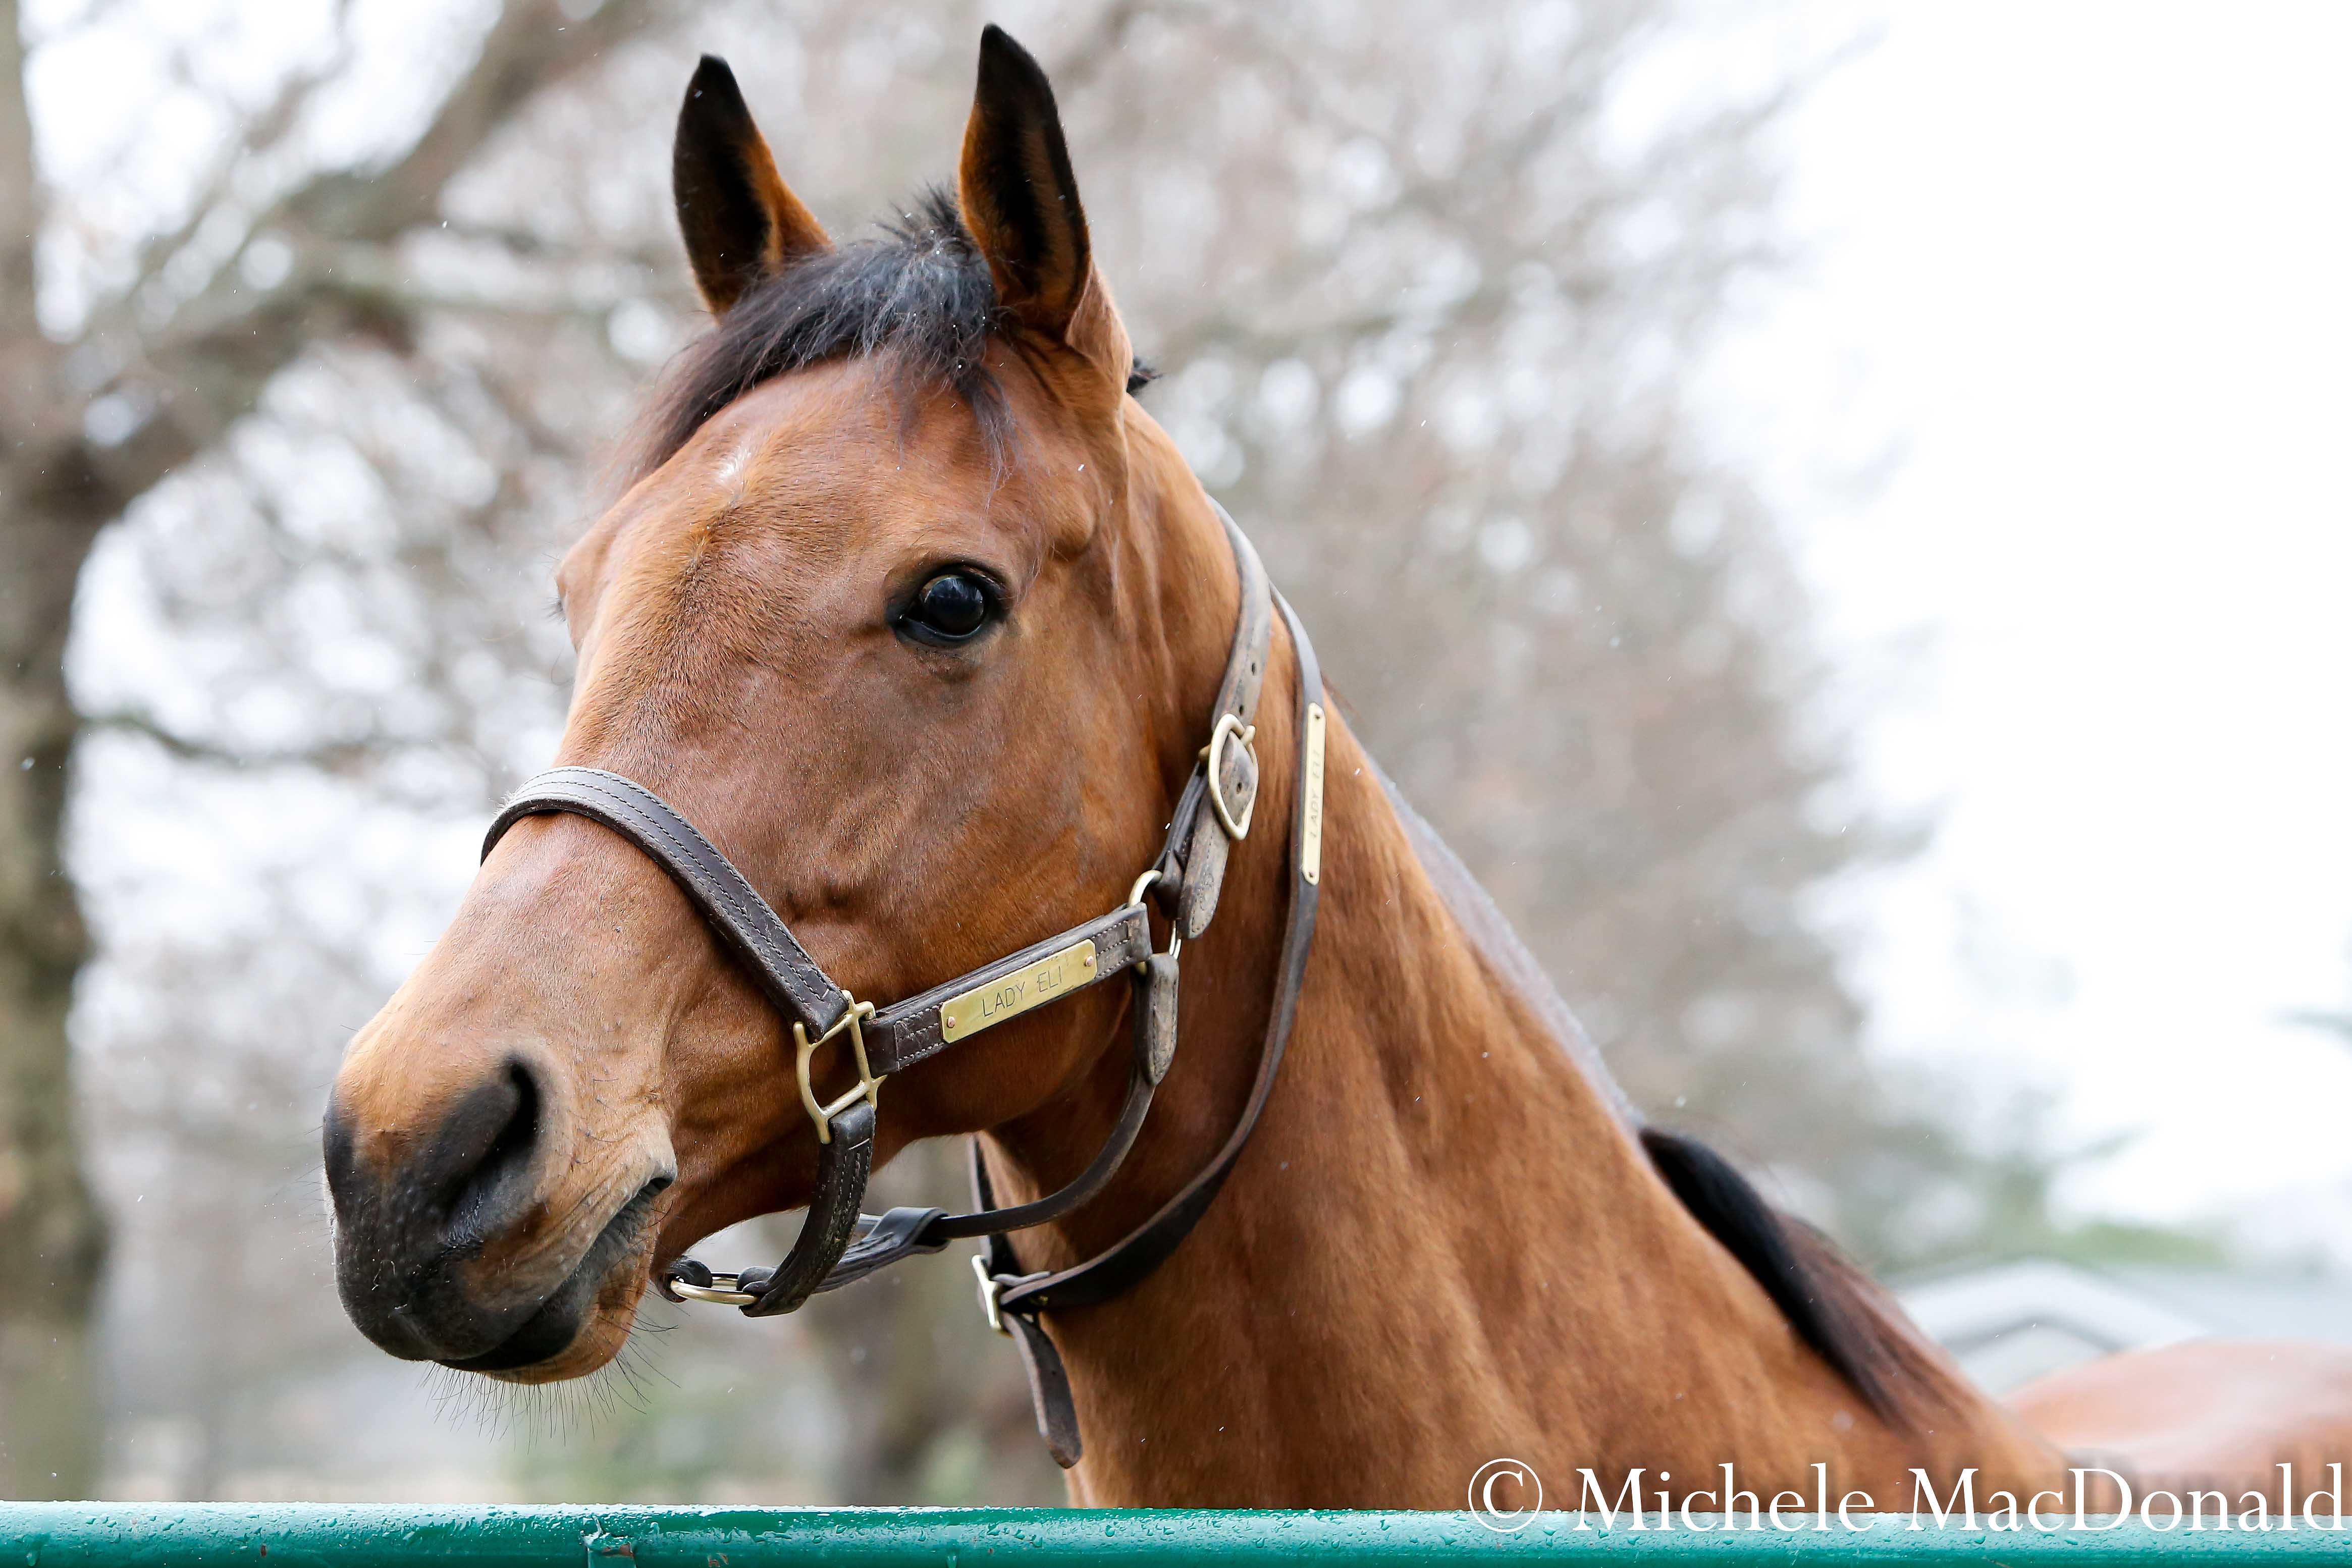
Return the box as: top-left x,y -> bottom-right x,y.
1898,1259 -> 2352,1393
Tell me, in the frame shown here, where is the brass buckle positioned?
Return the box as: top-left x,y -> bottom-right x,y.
795,989 -> 881,1144
1201,713 -> 1258,840
972,1254 -> 1012,1336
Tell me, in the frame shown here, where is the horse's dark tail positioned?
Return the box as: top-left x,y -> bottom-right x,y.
1640,1125 -> 1955,1425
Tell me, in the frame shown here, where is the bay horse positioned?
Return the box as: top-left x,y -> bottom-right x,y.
323,27 -> 2352,1509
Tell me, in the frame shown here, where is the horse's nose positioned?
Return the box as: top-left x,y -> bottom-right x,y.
420,1058 -> 543,1248
324,1058 -> 546,1361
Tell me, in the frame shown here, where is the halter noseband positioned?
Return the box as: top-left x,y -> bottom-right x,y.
479,505 -> 1325,1467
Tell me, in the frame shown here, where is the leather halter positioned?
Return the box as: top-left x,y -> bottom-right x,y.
480,506 -> 1325,1467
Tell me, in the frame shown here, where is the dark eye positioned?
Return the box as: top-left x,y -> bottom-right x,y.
900,571 -> 995,645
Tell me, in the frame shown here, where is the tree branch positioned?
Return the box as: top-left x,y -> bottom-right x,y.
86,708 -> 408,776
52,0 -> 678,522
286,0 -> 666,245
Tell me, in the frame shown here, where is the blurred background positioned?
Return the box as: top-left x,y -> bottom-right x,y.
0,0 -> 2346,1505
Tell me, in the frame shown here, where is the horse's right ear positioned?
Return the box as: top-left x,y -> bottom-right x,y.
672,56 -> 830,315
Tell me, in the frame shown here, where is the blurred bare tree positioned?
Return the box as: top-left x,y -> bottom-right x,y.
0,0 -> 678,1498
2,0 -> 2088,1504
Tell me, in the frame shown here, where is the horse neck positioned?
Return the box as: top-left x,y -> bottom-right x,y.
982,471 -> 2063,1507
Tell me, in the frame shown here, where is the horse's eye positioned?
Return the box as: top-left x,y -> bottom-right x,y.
902,571 -> 995,644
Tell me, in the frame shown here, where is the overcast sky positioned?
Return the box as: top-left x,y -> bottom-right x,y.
1712,2 -> 2352,1234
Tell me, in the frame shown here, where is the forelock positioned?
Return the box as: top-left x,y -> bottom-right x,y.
626,187 -> 1005,479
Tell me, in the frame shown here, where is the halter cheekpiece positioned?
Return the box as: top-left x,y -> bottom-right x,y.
480,506 -> 1325,1467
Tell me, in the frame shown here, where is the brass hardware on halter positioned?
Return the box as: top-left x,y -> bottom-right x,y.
1128,867 -> 1181,961
670,1271 -> 759,1307
1202,713 -> 1259,840
972,1254 -> 1012,1336
795,989 -> 881,1143
939,939 -> 1100,1044
1301,702 -> 1327,885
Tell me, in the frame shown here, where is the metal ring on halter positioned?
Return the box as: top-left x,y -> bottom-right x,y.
670,1273 -> 759,1307
1127,867 -> 1181,960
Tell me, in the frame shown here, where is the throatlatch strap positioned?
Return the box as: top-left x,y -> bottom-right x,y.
930,1059 -> 1156,1242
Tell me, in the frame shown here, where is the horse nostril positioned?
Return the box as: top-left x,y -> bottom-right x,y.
326,1055 -> 561,1362
436,1058 -> 543,1251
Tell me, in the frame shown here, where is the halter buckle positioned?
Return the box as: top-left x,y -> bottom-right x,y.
1202,713 -> 1258,840
972,1256 -> 1051,1336
795,990 -> 882,1144
972,1254 -> 1013,1336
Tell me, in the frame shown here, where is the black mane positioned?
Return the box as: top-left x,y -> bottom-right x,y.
630,188 -> 1150,479
1641,1126 -> 1954,1424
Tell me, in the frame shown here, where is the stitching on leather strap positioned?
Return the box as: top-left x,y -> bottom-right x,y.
485,769 -> 845,1032
865,904 -> 1152,1074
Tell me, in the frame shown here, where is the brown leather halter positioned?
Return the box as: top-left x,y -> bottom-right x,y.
480,507 -> 1325,1466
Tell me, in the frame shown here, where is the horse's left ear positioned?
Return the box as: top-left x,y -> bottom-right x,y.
957,26 -> 1131,398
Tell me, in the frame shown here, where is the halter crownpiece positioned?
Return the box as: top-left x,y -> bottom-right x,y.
480,505 -> 1325,1466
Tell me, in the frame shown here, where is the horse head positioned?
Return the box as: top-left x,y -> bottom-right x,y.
323,29 -> 1238,1382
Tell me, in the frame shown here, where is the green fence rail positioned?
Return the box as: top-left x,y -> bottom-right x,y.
3,1507 -> 2347,1567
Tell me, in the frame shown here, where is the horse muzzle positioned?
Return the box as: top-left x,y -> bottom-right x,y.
322,1057 -> 672,1373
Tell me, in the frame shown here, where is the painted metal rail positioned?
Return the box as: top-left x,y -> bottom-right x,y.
4,1507 -> 2349,1567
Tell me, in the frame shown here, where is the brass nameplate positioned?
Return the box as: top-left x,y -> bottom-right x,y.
939,939 -> 1099,1043
1302,702 -> 1327,884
